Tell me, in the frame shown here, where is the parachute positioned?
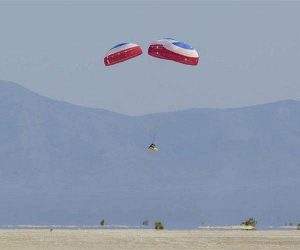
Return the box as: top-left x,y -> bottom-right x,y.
146,38 -> 199,151
104,39 -> 199,153
104,43 -> 143,66
148,38 -> 199,66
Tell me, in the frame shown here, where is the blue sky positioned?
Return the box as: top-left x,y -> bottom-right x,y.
0,1 -> 299,115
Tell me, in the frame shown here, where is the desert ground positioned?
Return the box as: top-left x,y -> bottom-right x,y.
0,229 -> 300,250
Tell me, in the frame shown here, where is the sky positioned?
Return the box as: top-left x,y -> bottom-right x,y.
0,1 -> 299,115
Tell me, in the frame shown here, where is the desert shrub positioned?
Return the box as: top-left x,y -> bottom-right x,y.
297,224 -> 300,230
241,218 -> 257,228
100,219 -> 105,226
155,221 -> 164,230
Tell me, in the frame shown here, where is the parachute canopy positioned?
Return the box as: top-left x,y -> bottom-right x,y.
104,43 -> 143,66
148,38 -> 199,66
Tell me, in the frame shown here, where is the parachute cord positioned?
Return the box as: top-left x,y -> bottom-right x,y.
147,57 -> 167,144
152,133 -> 156,144
145,56 -> 158,143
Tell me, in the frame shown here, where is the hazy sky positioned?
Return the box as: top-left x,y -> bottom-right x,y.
0,1 -> 299,115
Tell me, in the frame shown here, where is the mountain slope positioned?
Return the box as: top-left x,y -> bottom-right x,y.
0,80 -> 300,228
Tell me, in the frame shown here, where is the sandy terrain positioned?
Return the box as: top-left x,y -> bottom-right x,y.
0,229 -> 299,250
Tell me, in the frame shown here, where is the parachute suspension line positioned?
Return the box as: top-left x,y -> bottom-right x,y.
145,55 -> 167,145
152,133 -> 156,144
146,38 -> 199,148
146,54 -> 162,110
151,112 -> 165,144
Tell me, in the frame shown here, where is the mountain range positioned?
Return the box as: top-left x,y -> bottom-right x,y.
0,80 -> 300,228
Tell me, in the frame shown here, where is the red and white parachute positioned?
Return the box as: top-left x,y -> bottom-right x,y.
148,38 -> 199,66
104,43 -> 143,66
104,39 -> 199,151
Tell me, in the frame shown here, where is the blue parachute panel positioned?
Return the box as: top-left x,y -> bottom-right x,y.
110,43 -> 128,50
172,42 -> 194,50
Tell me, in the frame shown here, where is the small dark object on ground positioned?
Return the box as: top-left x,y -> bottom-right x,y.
241,218 -> 257,229
155,221 -> 164,230
100,219 -> 105,226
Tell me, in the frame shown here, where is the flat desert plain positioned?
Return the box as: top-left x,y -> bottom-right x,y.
0,229 -> 300,250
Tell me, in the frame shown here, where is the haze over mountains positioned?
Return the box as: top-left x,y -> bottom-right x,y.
0,80 -> 300,228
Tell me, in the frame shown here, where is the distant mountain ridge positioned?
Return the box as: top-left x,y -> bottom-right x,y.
0,80 -> 300,229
